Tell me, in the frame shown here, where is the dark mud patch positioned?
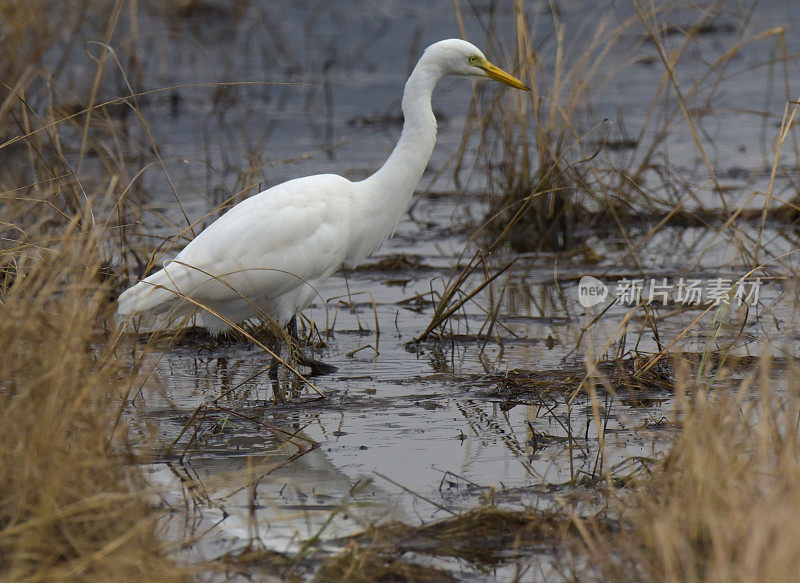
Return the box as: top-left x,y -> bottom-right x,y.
316,547 -> 457,583
481,201 -> 800,254
353,253 -> 434,272
216,547 -> 304,583
650,21 -> 740,40
317,506 -> 581,580
472,358 -> 675,405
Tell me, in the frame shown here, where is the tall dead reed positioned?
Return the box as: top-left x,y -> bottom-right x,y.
0,0 -> 187,578
575,355 -> 800,582
0,208 -> 184,581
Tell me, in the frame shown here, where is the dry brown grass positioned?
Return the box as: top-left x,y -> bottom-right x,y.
573,355 -> 800,582
459,0 -> 792,257
0,1 -> 187,578
460,0 -> 637,252
0,216 -> 185,581
0,1 -> 93,136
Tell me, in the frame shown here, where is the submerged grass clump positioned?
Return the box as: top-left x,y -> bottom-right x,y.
314,506 -> 576,582
315,546 -> 456,583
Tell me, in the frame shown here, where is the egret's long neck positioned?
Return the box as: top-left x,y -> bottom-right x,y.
347,60 -> 440,262
364,62 -> 439,197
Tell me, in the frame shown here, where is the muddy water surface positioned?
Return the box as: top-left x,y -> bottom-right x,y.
110,0 -> 800,578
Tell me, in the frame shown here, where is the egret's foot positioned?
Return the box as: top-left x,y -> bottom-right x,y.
298,352 -> 338,376
285,315 -> 336,376
268,350 -> 336,378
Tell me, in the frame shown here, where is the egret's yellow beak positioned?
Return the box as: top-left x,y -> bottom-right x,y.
477,57 -> 530,91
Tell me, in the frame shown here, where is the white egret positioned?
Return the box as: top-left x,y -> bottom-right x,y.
117,39 -> 529,371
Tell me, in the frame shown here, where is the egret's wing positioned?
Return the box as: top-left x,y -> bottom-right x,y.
154,174 -> 353,304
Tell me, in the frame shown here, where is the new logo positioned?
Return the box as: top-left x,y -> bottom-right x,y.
578,276 -> 608,308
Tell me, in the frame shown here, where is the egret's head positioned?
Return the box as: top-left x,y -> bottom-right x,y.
424,38 -> 530,91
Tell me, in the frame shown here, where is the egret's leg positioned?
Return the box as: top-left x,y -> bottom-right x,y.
288,315 -> 337,376
287,314 -> 299,339
267,334 -> 281,380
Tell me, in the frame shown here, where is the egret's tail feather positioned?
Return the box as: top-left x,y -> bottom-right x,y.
116,269 -> 183,318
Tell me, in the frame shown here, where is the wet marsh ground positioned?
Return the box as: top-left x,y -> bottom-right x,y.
4,0 -> 800,581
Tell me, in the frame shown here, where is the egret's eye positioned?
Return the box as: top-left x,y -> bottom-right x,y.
468,55 -> 480,65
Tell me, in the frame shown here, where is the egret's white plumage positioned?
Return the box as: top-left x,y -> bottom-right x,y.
117,39 -> 529,333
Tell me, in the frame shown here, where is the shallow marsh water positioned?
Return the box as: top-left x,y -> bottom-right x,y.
96,0 -> 800,579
